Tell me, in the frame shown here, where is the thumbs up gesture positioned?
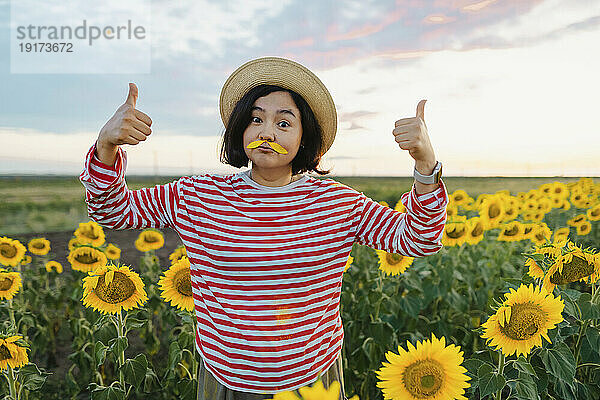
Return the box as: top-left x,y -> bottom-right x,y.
98,82 -> 153,147
392,99 -> 436,165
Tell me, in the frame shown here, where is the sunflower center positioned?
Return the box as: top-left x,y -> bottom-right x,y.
385,253 -> 404,265
523,226 -> 533,235
144,234 -> 159,243
0,344 -> 12,361
75,252 -> 99,264
591,209 -> 600,217
500,303 -> 545,340
94,271 -> 136,304
488,204 -> 501,219
0,243 -> 17,258
550,255 -> 594,284
504,225 -> 519,236
0,277 -> 14,291
403,359 -> 444,398
33,242 -> 45,249
174,268 -> 192,296
447,225 -> 466,239
83,229 -> 99,240
471,222 -> 483,237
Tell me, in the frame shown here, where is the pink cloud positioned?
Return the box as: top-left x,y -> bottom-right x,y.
326,8 -> 407,42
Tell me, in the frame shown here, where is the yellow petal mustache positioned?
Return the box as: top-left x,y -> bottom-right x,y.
246,140 -> 288,154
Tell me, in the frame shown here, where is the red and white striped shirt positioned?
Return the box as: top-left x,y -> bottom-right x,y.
79,141 -> 448,393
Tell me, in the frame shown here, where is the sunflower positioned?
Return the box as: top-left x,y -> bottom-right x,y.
375,333 -> 470,400
445,204 -> 459,219
104,243 -> 121,260
481,284 -> 564,357
158,256 -> 194,311
587,204 -> 600,221
68,237 -> 85,252
74,221 -> 106,247
552,227 -> 570,245
575,221 -> 592,236
169,245 -> 187,265
464,217 -> 485,246
478,197 -> 505,230
521,223 -> 536,241
376,250 -> 414,276
450,189 -> 469,206
567,214 -> 587,227
442,216 -> 469,247
20,255 -> 32,266
0,268 -> 22,300
68,245 -> 107,273
27,237 -> 51,256
269,379 -> 344,400
525,257 -> 544,279
394,198 -> 407,213
45,261 -> 63,274
344,255 -> 353,273
549,182 -> 569,199
529,224 -> 552,246
542,240 -> 600,292
135,229 -> 164,252
0,237 -> 27,267
497,221 -> 525,242
0,335 -> 30,371
82,263 -> 148,315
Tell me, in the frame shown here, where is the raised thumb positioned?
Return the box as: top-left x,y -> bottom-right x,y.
125,82 -> 138,108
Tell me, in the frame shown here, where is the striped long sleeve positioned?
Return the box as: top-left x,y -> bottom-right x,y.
353,180 -> 448,257
79,141 -> 184,230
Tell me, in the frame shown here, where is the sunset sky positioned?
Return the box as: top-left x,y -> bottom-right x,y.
1,0 -> 599,177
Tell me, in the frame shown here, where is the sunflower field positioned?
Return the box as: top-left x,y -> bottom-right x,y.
1,176 -> 599,400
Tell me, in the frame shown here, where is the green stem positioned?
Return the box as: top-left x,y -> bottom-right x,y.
7,298 -> 16,328
7,365 -> 17,399
574,320 -> 590,366
117,310 -> 126,392
190,311 -> 198,381
495,351 -> 505,400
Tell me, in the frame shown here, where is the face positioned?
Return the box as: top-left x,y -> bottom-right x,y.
242,91 -> 302,173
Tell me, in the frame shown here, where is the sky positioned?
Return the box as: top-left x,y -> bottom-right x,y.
1,0 -> 599,177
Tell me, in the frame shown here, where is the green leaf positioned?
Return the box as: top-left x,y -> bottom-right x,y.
577,293 -> 600,320
124,317 -> 147,331
477,363 -> 505,399
513,372 -> 538,399
88,383 -> 126,400
17,363 -> 50,391
94,341 -> 108,368
586,327 -> 600,355
513,356 -> 537,378
123,354 -> 148,387
168,340 -> 182,371
107,336 -> 129,362
553,379 -> 577,400
539,342 -> 575,382
143,364 -> 162,393
178,378 -> 196,400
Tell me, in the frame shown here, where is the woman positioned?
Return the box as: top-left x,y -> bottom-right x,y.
80,56 -> 448,399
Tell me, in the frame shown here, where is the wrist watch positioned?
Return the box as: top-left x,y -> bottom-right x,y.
414,161 -> 443,184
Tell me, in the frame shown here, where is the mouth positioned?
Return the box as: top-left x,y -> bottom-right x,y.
258,145 -> 275,152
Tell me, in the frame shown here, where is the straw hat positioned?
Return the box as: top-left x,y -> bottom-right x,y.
219,56 -> 337,155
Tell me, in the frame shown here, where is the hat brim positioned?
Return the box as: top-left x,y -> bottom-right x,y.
219,56 -> 337,155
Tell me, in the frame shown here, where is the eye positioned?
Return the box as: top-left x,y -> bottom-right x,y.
279,121 -> 290,128
251,116 -> 261,123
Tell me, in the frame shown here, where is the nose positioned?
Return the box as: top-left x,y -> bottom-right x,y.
258,121 -> 277,142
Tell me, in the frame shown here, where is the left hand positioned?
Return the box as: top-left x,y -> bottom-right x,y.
392,99 -> 436,164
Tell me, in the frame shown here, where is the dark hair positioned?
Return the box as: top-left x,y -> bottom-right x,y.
219,84 -> 331,176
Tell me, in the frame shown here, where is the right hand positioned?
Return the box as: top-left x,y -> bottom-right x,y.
98,82 -> 153,146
